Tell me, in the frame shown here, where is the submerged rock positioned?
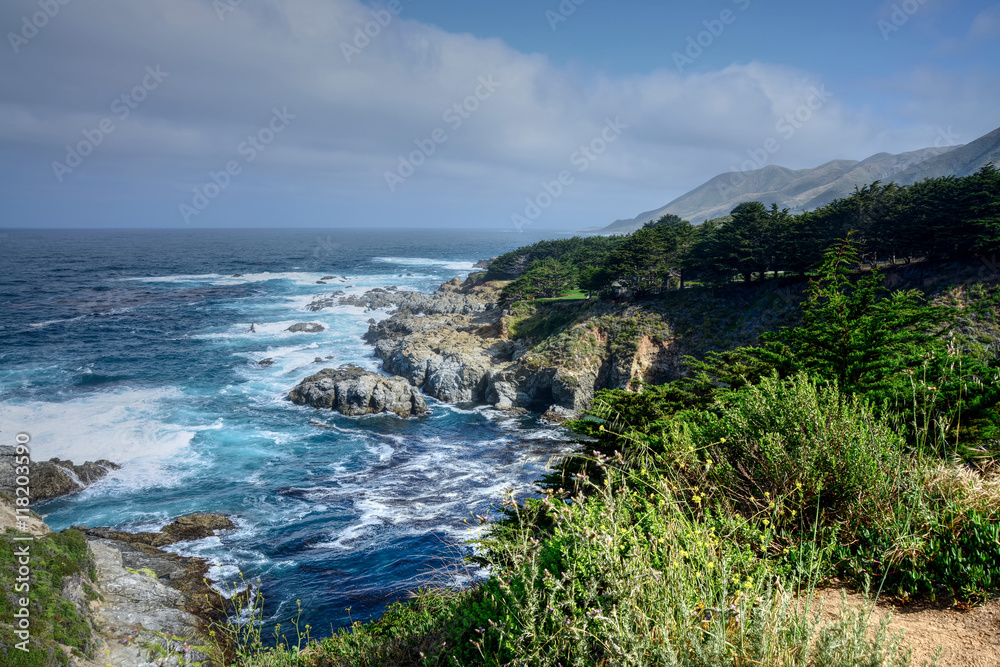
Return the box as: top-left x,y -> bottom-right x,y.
84,513 -> 236,549
286,322 -> 325,333
288,364 -> 428,418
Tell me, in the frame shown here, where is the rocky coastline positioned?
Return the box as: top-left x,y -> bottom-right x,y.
0,492 -> 232,667
1,265 -> 682,666
1,451 -> 233,665
304,269 -> 682,420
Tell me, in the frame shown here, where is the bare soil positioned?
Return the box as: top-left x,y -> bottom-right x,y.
813,586 -> 1000,666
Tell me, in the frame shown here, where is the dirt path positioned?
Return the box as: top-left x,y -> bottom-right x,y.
813,586 -> 1000,666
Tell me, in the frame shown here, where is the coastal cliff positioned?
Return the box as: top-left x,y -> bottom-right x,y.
0,498 -> 230,666
310,256 -> 1000,421
307,272 -> 780,418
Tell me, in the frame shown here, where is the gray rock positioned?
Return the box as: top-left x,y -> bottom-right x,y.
357,275 -> 673,414
87,539 -> 206,650
288,365 -> 429,418
310,282 -> 496,315
540,406 -> 582,425
0,447 -> 120,502
258,358 -> 275,367
286,322 -> 325,333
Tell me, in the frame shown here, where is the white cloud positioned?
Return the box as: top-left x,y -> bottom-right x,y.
0,0 -> 994,228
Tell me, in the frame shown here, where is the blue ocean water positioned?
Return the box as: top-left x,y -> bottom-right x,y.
0,228 -> 573,635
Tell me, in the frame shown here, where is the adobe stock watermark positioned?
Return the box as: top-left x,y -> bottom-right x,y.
341,0 -> 415,63
51,66 -> 169,183
313,235 -> 343,259
214,0 -> 244,21
869,126 -> 961,182
511,116 -> 628,231
385,75 -> 502,192
717,85 -> 833,198
673,0 -> 751,72
546,0 -> 587,31
179,107 -> 295,224
7,0 -> 71,55
878,0 -> 929,41
9,432 -> 33,653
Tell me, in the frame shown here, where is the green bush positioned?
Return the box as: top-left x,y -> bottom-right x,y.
838,464 -> 1000,603
700,373 -> 904,529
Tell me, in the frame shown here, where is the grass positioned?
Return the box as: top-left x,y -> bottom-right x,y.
0,528 -> 96,667
505,300 -> 594,342
526,289 -> 590,304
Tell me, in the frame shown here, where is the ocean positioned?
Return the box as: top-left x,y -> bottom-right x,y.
0,228 -> 574,635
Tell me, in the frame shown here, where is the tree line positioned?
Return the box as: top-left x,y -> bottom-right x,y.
489,165 -> 1000,301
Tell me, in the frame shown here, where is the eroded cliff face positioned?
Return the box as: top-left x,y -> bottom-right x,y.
337,275 -> 685,417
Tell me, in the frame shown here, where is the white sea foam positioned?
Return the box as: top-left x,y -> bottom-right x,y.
126,272 -> 344,287
0,387 -> 210,492
311,429 -> 575,552
28,315 -> 88,328
373,257 -> 476,272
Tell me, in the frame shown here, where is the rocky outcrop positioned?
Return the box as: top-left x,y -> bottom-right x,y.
72,514 -> 237,666
288,365 -> 429,418
0,446 -> 121,502
0,491 -> 49,536
298,274 -> 684,418
79,514 -> 233,623
84,513 -> 237,549
89,540 -> 199,626
287,322 -> 325,333
0,495 -> 225,666
309,276 -> 496,315
359,277 -> 684,417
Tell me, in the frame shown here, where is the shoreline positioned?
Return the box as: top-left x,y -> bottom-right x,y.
301,268 -> 683,421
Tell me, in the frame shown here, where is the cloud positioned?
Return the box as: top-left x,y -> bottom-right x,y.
0,0 -> 993,229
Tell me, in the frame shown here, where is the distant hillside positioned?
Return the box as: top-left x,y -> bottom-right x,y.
601,125 -> 1000,234
888,125 -> 1000,186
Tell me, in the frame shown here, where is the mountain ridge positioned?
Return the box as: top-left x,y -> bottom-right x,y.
600,125 -> 1000,234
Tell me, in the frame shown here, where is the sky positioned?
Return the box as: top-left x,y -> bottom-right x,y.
0,0 -> 998,231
